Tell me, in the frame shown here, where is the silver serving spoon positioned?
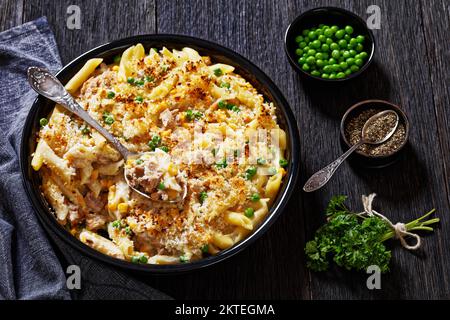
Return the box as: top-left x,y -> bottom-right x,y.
303,110 -> 399,192
27,67 -> 187,203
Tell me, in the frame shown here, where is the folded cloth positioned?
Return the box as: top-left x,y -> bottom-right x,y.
0,17 -> 171,300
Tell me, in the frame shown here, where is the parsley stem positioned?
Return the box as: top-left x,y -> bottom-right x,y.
379,209 -> 439,242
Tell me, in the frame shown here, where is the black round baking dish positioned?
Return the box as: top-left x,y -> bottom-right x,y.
20,34 -> 300,273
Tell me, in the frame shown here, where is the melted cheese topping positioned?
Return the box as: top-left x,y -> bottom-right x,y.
34,45 -> 288,264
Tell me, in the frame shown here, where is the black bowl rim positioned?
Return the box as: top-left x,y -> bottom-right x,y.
20,34 -> 300,274
339,99 -> 410,158
284,6 -> 376,82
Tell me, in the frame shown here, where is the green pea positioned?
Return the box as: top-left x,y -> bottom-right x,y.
201,244 -> 209,254
329,73 -> 337,79
355,58 -> 364,66
318,35 -> 327,43
279,158 -> 289,168
139,255 -> 148,264
330,25 -> 339,33
310,40 -> 320,49
323,65 -> 333,73
330,42 -> 339,50
350,65 -> 360,72
302,29 -> 309,36
107,91 -> 115,99
299,41 -> 307,48
127,77 -> 135,84
199,191 -> 208,204
316,59 -> 325,67
104,116 -> 114,125
250,193 -> 261,202
39,118 -> 48,127
295,48 -> 303,56
307,49 -> 316,56
298,56 -> 306,64
311,70 -> 320,77
336,72 -> 346,79
345,69 -> 352,75
157,182 -> 166,190
335,30 -> 345,39
331,64 -> 340,72
328,58 -> 337,65
344,34 -> 351,41
355,44 -> 364,52
356,35 -> 365,43
306,56 -> 315,65
135,96 -> 143,103
303,46 -> 310,52
331,50 -> 340,59
346,57 -> 355,65
308,31 -> 317,39
338,39 -> 347,48
321,73 -> 330,79
359,51 -> 368,59
315,52 -> 324,60
349,38 -> 358,46
324,28 -> 333,37
244,207 -> 255,218
345,25 -> 354,34
326,38 -> 333,45
321,44 -> 329,51
349,49 -> 357,56
315,28 -> 323,36
131,256 -> 140,264
342,51 -> 351,59
322,52 -> 329,59
302,63 -> 310,71
339,62 -> 348,69
295,35 -> 303,43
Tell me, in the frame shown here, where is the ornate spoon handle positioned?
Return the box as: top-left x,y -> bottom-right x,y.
27,67 -> 131,159
303,141 -> 364,192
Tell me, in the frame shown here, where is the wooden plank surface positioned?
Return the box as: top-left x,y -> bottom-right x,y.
0,0 -> 23,32
1,0 -> 449,299
21,0 -> 156,63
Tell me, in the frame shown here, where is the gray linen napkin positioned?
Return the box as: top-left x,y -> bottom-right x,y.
0,17 -> 171,300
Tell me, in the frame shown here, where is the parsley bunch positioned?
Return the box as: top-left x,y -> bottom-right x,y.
305,195 -> 439,273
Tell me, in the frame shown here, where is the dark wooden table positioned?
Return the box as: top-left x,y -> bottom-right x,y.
2,0 -> 449,299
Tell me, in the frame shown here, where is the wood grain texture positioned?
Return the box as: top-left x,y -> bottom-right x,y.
0,0 -> 23,31
2,0 -> 449,299
420,0 -> 450,291
21,0 -> 156,63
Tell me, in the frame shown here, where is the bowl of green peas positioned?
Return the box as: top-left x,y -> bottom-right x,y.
284,7 -> 375,81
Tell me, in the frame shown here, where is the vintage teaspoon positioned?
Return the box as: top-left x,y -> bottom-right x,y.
303,110 -> 399,192
27,67 -> 187,203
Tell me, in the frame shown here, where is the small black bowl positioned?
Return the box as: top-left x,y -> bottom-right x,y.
20,34 -> 300,274
285,7 -> 375,82
340,99 -> 410,168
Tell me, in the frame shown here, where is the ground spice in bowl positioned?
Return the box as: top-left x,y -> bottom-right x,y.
345,108 -> 406,156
